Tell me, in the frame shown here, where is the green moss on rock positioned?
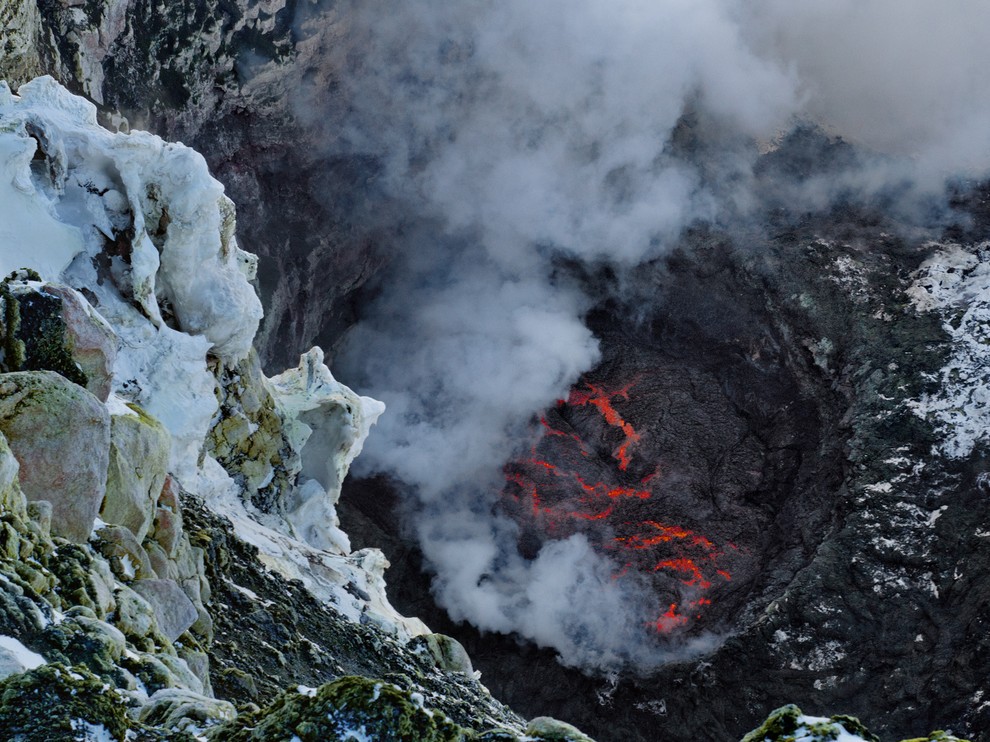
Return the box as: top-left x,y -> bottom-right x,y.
0,663 -> 130,741
525,717 -> 596,742
14,289 -> 88,387
213,675 -> 470,741
742,705 -> 882,742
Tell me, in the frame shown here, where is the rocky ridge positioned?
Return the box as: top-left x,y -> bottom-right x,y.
0,75 -> 592,740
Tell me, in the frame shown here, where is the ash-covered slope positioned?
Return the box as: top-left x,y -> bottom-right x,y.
0,75 -> 596,740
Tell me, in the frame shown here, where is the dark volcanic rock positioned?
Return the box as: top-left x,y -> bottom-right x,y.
340,210 -> 988,741
180,493 -> 530,735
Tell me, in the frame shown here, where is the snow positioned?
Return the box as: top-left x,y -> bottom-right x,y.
1,75 -> 261,358
70,719 -> 116,742
268,347 -> 385,553
907,242 -> 990,458
0,110 -> 86,280
793,715 -> 871,742
336,728 -> 372,742
195,456 -> 428,638
0,75 -> 425,656
118,554 -> 135,580
103,393 -> 138,418
0,634 -> 46,672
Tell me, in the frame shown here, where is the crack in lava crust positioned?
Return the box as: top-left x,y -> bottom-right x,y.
502,379 -> 741,634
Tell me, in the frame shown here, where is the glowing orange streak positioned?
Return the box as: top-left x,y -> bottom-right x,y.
569,506 -> 614,521
605,486 -> 651,500
654,558 -> 712,589
540,416 -> 583,445
506,472 -> 544,517
615,521 -> 713,550
568,383 -> 641,470
654,603 -> 688,633
641,467 -> 661,485
523,458 -> 651,504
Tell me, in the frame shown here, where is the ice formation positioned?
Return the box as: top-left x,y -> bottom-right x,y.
0,75 -> 417,637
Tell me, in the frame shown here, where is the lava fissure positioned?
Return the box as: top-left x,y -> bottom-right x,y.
502,377 -> 738,634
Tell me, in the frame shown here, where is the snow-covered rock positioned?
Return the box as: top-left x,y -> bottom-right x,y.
0,72 -> 568,741
269,346 -> 385,553
907,242 -> 990,459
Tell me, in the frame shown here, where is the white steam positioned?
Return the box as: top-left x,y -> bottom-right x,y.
309,0 -> 990,669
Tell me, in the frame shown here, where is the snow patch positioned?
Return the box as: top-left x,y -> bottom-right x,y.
0,634 -> 46,677
794,715 -> 871,742
908,243 -> 990,459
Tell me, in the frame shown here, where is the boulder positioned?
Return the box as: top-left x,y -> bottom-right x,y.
409,633 -> 474,675
0,371 -> 110,543
5,281 -> 117,402
91,524 -> 156,582
131,579 -> 198,642
0,636 -> 45,681
113,585 -> 157,641
34,284 -> 117,402
526,717 -> 596,742
138,688 -> 236,733
0,432 -> 24,517
101,403 -> 169,542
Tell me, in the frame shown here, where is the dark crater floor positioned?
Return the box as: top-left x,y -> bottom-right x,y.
340,238 -> 854,741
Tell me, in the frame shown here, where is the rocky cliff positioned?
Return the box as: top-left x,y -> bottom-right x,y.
0,74 -> 594,740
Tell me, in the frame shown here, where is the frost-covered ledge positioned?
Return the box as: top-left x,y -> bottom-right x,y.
0,75 -> 423,638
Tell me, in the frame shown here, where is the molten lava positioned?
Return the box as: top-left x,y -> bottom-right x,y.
502,378 -> 736,634
567,381 -> 641,470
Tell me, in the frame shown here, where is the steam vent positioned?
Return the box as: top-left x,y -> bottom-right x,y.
0,1 -> 989,740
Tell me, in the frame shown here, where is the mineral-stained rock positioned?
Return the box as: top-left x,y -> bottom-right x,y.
132,578 -> 198,642
0,371 -> 109,543
150,475 -> 184,557
0,430 -> 24,518
101,402 -> 170,542
144,540 -> 178,581
43,284 -> 117,401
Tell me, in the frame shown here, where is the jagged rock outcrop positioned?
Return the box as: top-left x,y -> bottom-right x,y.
0,73 -> 588,740
1,0 -> 386,370
742,705 -> 970,742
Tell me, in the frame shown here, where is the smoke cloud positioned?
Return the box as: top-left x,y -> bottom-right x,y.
296,0 -> 990,669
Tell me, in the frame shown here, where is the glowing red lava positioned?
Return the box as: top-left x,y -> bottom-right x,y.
502,378 -> 735,634
567,381 -> 641,470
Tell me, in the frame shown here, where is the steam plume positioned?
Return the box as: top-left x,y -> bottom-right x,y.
295,0 -> 990,669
